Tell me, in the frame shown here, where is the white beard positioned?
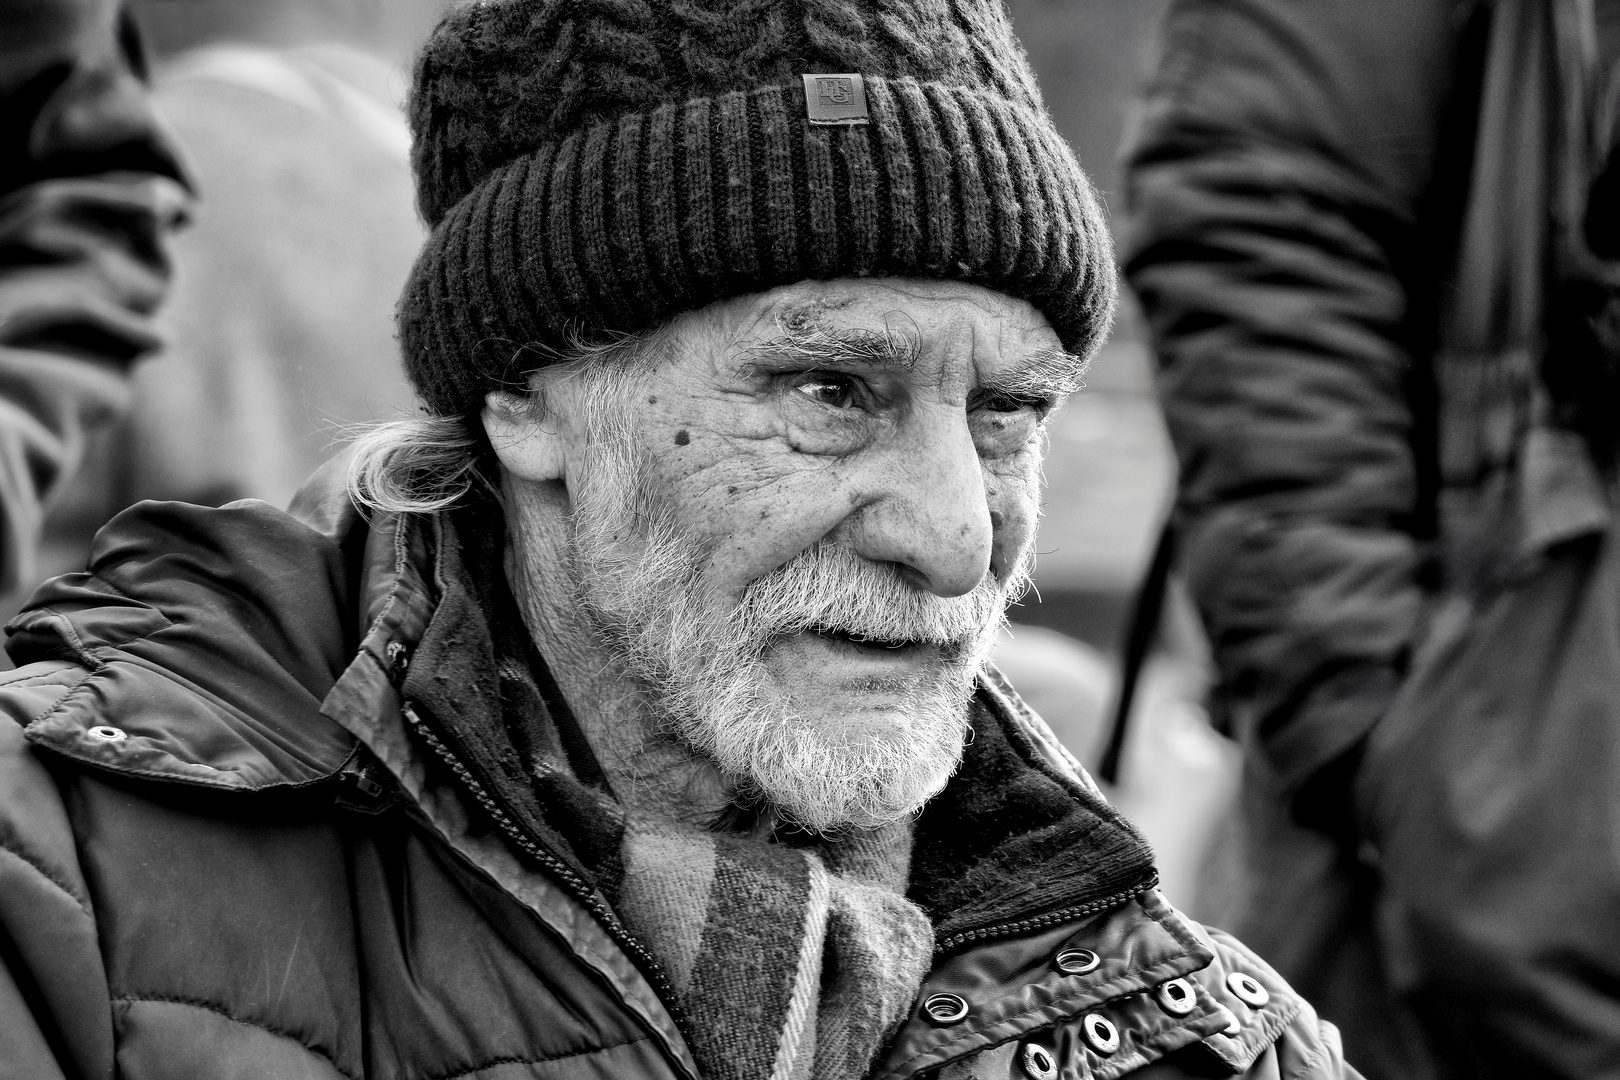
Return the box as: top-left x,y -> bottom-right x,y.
566,438 -> 1029,834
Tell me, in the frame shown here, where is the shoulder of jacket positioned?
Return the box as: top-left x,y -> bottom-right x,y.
0,660 -> 93,729
0,663 -> 96,913
0,660 -> 118,1077
889,891 -> 1358,1080
1171,922 -> 1358,1079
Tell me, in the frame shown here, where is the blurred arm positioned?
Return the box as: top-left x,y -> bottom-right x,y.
1123,0 -> 1468,810
0,0 -> 189,593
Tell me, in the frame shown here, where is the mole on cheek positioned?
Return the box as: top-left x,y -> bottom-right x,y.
989,510 -> 1005,527
647,396 -> 658,405
674,430 -> 690,446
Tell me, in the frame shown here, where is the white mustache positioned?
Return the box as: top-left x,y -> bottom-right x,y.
733,542 -> 1017,654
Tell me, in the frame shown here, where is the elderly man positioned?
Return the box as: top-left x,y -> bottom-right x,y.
0,2 -> 1354,1078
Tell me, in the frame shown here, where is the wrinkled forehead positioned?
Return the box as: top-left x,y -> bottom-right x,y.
713,278 -> 1083,388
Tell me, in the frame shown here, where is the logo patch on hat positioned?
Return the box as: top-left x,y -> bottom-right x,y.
803,74 -> 869,125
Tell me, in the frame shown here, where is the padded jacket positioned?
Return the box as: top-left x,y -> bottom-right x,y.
0,475 -> 1358,1080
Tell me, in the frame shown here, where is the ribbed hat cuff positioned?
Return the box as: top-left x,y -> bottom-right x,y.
400,75 -> 1112,417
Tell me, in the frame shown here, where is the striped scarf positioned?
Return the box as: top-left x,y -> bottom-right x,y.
616,815 -> 935,1080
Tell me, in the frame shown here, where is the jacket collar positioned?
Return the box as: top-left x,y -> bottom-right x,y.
9,464 -> 1158,950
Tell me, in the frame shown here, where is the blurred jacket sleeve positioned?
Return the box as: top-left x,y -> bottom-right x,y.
1122,0 -> 1466,800
0,0 -> 189,594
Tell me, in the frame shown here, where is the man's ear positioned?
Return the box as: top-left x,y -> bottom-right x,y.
481,389 -> 568,482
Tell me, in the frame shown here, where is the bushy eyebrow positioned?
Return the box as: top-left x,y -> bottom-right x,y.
742,327 -> 921,371
979,347 -> 1091,400
742,328 -> 1089,398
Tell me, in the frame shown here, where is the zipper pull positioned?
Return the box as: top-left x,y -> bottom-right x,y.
386,640 -> 411,685
336,751 -> 394,813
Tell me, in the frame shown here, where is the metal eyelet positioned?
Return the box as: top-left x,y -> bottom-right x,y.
921,992 -> 969,1025
87,725 -> 127,743
1082,1012 -> 1120,1055
1226,972 -> 1269,1008
1021,1041 -> 1059,1080
1155,977 -> 1196,1015
1053,947 -> 1100,975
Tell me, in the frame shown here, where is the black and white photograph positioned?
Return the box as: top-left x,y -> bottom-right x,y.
0,0 -> 1616,1077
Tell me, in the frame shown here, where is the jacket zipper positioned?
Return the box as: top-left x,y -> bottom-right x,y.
402,697 -> 1152,1050
933,871 -> 1159,955
400,702 -> 687,1022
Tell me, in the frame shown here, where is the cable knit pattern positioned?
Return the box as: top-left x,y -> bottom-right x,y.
400,0 -> 1115,417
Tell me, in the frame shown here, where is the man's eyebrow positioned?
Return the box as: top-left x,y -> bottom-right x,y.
741,327 -> 921,370
980,347 -> 1091,398
741,331 -> 1089,396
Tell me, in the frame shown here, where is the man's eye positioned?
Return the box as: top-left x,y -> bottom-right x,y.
969,393 -> 1052,456
793,374 -> 860,409
974,393 -> 1052,416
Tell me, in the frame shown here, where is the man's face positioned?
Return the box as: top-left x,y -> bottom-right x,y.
556,278 -> 1080,831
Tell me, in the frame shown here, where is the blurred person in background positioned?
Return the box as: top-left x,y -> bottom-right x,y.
0,0 -> 188,596
1126,0 -> 1620,1077
21,0 -> 437,605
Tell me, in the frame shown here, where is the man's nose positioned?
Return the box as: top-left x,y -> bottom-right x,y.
844,410 -> 993,598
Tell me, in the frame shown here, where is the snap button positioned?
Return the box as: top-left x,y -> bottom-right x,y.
1021,1041 -> 1058,1080
1155,977 -> 1196,1015
1226,971 -> 1269,1007
86,725 -> 127,743
1082,1012 -> 1120,1055
1214,1005 -> 1242,1035
921,992 -> 969,1025
1053,947 -> 1100,975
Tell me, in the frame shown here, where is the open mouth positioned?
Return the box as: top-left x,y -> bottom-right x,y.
812,625 -> 930,653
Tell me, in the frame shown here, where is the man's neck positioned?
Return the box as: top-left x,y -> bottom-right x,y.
501,478 -> 740,830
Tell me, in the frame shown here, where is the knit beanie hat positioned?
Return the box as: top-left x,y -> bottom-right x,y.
399,0 -> 1116,418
